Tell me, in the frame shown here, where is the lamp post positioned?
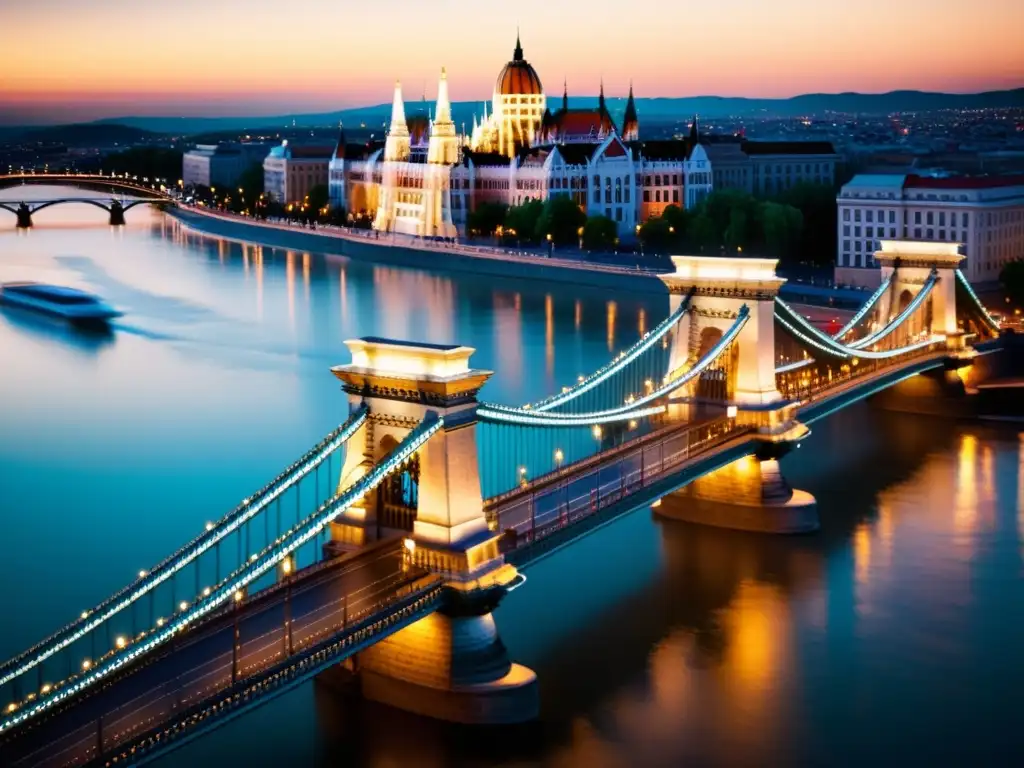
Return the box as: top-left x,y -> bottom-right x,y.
546,232 -> 553,258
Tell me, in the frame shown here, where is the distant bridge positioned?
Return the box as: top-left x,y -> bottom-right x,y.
0,240 -> 1007,766
0,173 -> 172,227
0,198 -> 164,227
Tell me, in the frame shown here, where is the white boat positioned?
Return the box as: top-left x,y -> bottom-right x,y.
0,282 -> 122,326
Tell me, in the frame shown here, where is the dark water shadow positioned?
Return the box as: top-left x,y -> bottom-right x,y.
0,305 -> 115,356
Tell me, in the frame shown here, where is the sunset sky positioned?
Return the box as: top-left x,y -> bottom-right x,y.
2,0 -> 1022,124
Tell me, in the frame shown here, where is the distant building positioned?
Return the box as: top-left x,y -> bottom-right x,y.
263,141 -> 333,205
835,173 -> 1024,286
743,141 -> 838,195
327,33 -> 840,241
181,143 -> 270,189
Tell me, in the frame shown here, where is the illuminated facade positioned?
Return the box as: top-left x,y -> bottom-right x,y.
327,33 -> 838,242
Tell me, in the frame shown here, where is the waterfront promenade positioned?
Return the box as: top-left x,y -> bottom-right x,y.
171,204 -> 668,292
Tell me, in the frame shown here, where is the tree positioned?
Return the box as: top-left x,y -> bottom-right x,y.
639,216 -> 672,253
535,195 -> 586,246
760,201 -> 804,259
102,147 -> 183,182
503,199 -> 544,245
1000,260 -> 1024,309
776,182 -> 837,266
466,202 -> 508,238
687,212 -> 718,250
307,184 -> 330,219
237,163 -> 264,202
582,216 -> 617,251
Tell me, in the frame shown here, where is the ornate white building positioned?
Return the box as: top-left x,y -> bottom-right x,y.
327,34 -> 839,241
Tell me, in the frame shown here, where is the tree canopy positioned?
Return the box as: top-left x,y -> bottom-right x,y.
582,216 -> 617,251
1000,260 -> 1024,308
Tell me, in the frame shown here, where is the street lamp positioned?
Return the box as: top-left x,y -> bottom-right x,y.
546,232 -> 553,257
554,448 -> 564,468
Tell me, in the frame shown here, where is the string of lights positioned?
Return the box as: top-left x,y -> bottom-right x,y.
480,306 -> 750,424
527,290 -> 694,412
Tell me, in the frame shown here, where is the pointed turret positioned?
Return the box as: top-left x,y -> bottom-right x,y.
689,114 -> 699,143
598,78 -> 607,114
333,121 -> 347,159
622,82 -> 639,142
513,29 -> 524,62
562,79 -> 569,112
389,80 -> 409,137
385,80 -> 410,161
428,66 -> 459,165
435,66 -> 453,124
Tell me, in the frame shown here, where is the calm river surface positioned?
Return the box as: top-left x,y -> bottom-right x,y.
1,187 -> 1022,767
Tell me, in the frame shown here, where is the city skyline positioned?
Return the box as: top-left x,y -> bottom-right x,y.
2,0 -> 1024,124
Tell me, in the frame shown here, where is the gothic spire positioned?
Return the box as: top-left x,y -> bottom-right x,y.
563,78 -> 568,111
435,67 -> 452,125
389,80 -> 409,136
513,29 -> 524,61
689,114 -> 699,142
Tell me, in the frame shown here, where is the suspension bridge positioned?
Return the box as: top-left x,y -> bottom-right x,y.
0,240 -> 1002,767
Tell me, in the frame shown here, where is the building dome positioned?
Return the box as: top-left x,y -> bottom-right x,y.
495,34 -> 543,96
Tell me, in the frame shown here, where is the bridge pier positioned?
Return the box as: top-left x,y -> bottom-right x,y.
109,201 -> 126,226
358,584 -> 536,724
329,338 -> 538,724
656,441 -> 818,534
15,203 -> 32,229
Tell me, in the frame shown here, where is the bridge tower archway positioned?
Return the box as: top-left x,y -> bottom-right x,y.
874,240 -> 963,344
660,255 -> 784,406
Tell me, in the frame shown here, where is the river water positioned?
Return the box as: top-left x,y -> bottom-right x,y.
1,188 -> 1022,767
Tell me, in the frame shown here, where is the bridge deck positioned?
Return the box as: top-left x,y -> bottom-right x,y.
0,540 -> 440,768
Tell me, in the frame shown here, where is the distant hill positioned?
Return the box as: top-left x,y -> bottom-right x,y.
4,87 -> 1021,139
84,88 -> 1024,135
5,123 -> 160,146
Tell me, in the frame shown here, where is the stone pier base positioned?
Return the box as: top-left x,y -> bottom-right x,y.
655,455 -> 818,534
357,611 -> 538,724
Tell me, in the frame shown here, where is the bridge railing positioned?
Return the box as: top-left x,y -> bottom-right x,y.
4,571 -> 444,768
487,415 -> 747,549
777,340 -> 947,403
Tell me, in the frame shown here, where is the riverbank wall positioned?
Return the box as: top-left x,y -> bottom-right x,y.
169,208 -> 667,295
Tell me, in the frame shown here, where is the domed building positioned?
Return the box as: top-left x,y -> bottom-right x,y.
470,33 -> 547,158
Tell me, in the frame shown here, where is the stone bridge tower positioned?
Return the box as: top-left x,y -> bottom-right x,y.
329,337 -> 537,724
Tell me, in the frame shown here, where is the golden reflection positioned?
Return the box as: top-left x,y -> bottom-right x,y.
302,252 -> 311,303
285,251 -> 296,330
217,239 -> 226,264
877,497 -> 894,560
725,580 -> 787,696
606,300 -> 617,352
981,445 -> 994,503
242,242 -> 250,275
955,433 -> 978,534
545,293 -> 554,379
853,522 -> 872,586
638,307 -> 646,337
574,299 -> 582,330
254,246 -> 263,321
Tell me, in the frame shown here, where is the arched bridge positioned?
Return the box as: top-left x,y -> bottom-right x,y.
0,241 -> 1006,767
0,198 -> 163,227
0,174 -> 172,227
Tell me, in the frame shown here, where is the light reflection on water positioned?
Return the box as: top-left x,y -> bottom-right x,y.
2,189 -> 1024,765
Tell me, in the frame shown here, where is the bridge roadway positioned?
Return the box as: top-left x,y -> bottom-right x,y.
487,346 -> 953,566
0,541 -> 442,768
